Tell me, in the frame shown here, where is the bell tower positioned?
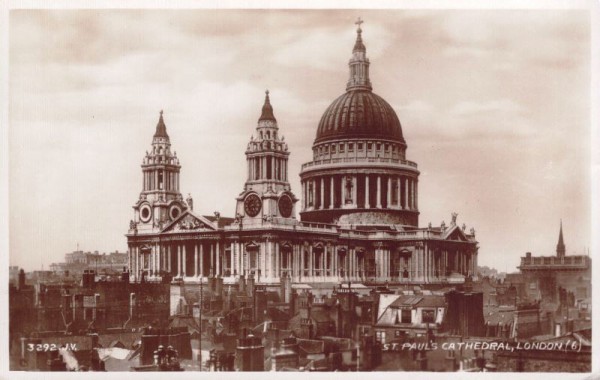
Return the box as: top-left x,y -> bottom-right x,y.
131,111 -> 188,233
235,91 -> 298,225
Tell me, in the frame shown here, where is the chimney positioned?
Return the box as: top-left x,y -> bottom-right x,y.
18,269 -> 26,290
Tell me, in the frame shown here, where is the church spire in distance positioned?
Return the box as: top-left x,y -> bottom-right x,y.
346,17 -> 372,92
556,219 -> 566,258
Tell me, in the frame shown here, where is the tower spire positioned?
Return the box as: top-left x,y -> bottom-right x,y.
346,17 -> 372,92
154,109 -> 169,139
259,90 -> 276,122
556,219 -> 566,257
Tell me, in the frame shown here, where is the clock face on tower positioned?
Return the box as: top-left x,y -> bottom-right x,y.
278,194 -> 293,218
244,194 -> 262,217
140,204 -> 152,223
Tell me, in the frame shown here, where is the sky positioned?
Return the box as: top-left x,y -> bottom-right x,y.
7,8 -> 592,272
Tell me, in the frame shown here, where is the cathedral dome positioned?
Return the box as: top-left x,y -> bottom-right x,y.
315,89 -> 405,144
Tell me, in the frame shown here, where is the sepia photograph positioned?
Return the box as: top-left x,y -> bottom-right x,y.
2,2 -> 597,375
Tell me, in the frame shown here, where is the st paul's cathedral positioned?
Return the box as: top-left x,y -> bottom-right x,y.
125,22 -> 479,289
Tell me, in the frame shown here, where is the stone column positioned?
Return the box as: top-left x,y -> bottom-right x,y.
320,177 -> 324,209
132,246 -> 137,281
397,177 -> 401,208
365,175 -> 370,208
230,243 -> 235,277
309,245 -> 313,278
410,179 -> 414,210
199,243 -> 204,277
166,245 -> 171,274
376,175 -> 382,208
275,243 -> 280,279
374,248 -> 379,278
386,176 -> 391,207
405,178 -> 409,210
215,241 -> 221,275
177,245 -> 182,278
330,176 -> 335,209
302,182 -> 306,210
156,244 -> 160,275
182,244 -> 187,278
340,175 -> 346,206
194,243 -> 198,278
210,243 -> 214,276
415,180 -> 418,210
352,176 -> 357,207
151,244 -> 156,276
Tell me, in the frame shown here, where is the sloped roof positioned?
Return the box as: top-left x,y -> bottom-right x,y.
389,294 -> 445,309
297,339 -> 324,355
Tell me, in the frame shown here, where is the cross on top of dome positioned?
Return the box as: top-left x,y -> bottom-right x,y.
355,17 -> 363,31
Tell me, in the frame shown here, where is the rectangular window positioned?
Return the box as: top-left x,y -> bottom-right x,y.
339,144 -> 344,152
331,146 -> 336,153
377,143 -> 381,151
348,143 -> 354,151
367,143 -> 372,150
358,143 -> 363,150
421,309 -> 435,323
401,309 -> 411,324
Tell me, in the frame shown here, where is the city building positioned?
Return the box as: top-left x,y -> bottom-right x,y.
125,22 -> 479,289
518,222 -> 591,304
49,250 -> 128,277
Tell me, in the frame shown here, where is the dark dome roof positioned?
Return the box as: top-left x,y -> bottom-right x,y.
315,90 -> 405,144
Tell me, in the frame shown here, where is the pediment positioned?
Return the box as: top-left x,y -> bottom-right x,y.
443,225 -> 468,242
162,210 -> 217,233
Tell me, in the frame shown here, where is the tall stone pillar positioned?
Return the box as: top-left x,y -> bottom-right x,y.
387,176 -> 391,207
199,243 -> 204,277
230,243 -> 235,277
215,241 -> 221,276
397,177 -> 401,208
309,245 -> 314,278
320,177 -> 324,209
352,176 -> 357,207
275,243 -> 280,279
210,243 -> 214,276
415,180 -> 418,210
182,244 -> 187,278
405,178 -> 409,210
330,176 -> 334,209
365,175 -> 370,208
177,245 -> 182,278
194,244 -> 199,278
341,175 -> 346,205
167,245 -> 171,273
376,176 -> 382,208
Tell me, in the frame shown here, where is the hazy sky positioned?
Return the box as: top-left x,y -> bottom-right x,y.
8,9 -> 591,272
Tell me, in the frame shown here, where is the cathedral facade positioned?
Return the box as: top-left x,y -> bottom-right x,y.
126,23 -> 479,287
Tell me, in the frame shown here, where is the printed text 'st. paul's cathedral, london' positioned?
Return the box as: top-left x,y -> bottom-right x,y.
125,22 -> 479,287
